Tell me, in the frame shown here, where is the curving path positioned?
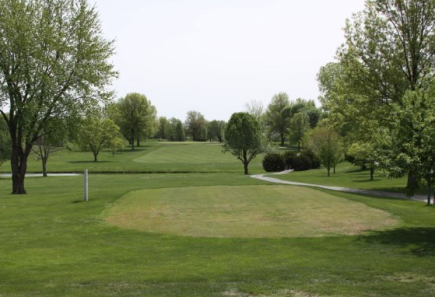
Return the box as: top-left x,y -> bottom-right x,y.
251,171 -> 429,203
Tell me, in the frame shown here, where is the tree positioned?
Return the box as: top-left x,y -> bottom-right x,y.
207,120 -> 226,142
376,89 -> 435,199
347,142 -> 377,180
0,0 -> 116,194
185,111 -> 207,141
111,93 -> 156,150
167,118 -> 185,141
264,93 -> 291,145
32,117 -> 71,177
156,117 -> 170,140
78,114 -> 120,162
289,112 -> 310,151
305,127 -> 343,177
333,0 -> 435,190
223,112 -> 264,175
245,99 -> 264,122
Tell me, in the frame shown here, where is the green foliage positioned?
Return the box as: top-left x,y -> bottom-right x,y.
289,112 -> 310,151
185,111 -> 207,141
110,93 -> 157,150
262,153 -> 285,172
207,120 -> 226,142
305,126 -> 343,176
77,114 -> 120,162
264,93 -> 291,145
0,0 -> 117,193
223,112 -> 264,174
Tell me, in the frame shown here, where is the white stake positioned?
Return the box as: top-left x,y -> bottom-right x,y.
84,169 -> 88,202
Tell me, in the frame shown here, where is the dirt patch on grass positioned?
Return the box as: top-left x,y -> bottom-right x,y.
104,185 -> 399,238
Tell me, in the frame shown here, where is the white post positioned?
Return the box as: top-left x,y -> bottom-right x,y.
84,169 -> 88,202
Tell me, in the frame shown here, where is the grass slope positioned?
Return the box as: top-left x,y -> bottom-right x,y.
0,174 -> 434,296
270,162 -> 409,193
16,141 -> 265,174
105,185 -> 398,238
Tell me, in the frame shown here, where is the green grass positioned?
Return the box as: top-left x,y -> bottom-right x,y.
270,162 -> 409,193
1,173 -> 435,296
105,185 -> 398,238
16,141 -> 265,174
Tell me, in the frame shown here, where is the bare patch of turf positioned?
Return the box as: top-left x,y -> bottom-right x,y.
104,185 -> 399,238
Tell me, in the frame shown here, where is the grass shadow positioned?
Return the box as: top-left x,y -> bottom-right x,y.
361,227 -> 435,257
68,161 -> 112,164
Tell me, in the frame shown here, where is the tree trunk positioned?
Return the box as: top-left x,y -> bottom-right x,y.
280,134 -> 285,146
136,137 -> 140,147
11,145 -> 29,194
406,171 -> 418,191
427,179 -> 431,206
333,166 -> 336,174
93,152 -> 98,162
370,166 -> 374,181
327,166 -> 330,177
243,149 -> 249,175
42,158 -> 47,177
131,135 -> 135,150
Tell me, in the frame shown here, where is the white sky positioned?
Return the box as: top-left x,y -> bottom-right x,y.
93,0 -> 366,121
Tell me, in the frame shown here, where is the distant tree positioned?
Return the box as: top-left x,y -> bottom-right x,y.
207,120 -> 226,142
111,93 -> 156,150
347,142 -> 377,180
305,127 -> 343,177
264,93 -> 291,145
0,119 -> 11,169
0,0 -> 117,194
78,114 -> 120,162
185,111 -> 207,141
32,118 -> 72,177
289,112 -> 310,151
245,100 -> 264,122
223,112 -> 264,175
156,117 -> 170,139
167,118 -> 185,141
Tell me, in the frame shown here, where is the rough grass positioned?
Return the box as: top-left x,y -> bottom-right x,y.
105,185 -> 399,238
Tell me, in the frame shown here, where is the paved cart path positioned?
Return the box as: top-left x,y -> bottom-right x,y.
251,171 -> 429,203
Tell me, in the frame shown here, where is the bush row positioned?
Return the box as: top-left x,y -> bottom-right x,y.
262,150 -> 320,172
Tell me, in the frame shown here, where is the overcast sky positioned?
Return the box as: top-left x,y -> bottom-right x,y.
93,0 -> 366,121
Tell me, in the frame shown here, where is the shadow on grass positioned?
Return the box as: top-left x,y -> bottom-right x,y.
361,227 -> 435,256
68,161 -> 112,164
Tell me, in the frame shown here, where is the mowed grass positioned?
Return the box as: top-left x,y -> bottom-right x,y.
105,185 -> 398,238
0,173 -> 435,296
271,162 -> 409,193
17,141 -> 265,174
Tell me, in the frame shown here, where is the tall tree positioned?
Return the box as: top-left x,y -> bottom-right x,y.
334,0 -> 435,190
305,127 -> 343,177
156,117 -> 170,140
289,112 -> 310,151
207,120 -> 226,143
111,93 -> 156,150
0,0 -> 116,194
77,113 -> 120,162
264,93 -> 291,145
185,111 -> 207,141
223,112 -> 264,175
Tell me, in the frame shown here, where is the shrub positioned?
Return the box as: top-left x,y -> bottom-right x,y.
292,153 -> 312,171
262,153 -> 285,172
302,149 -> 321,169
283,151 -> 296,169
